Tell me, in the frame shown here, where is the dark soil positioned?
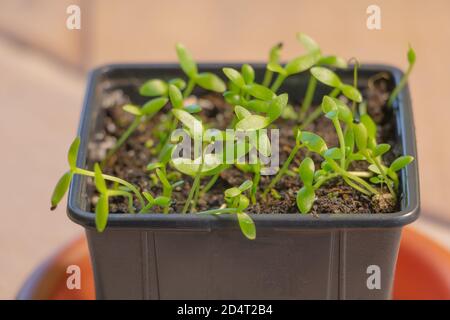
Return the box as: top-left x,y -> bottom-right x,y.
87,74 -> 399,214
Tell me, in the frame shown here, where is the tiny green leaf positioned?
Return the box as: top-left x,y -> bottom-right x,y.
168,78 -> 186,90
147,162 -> 164,171
341,84 -> 362,103
168,84 -> 183,109
68,137 -> 80,171
310,67 -> 342,88
353,122 -> 368,151
50,171 -> 72,210
267,62 -> 286,75
94,163 -> 107,194
267,93 -> 288,121
172,109 -> 203,138
234,105 -> 251,120
237,212 -> 256,240
318,55 -> 347,68
245,84 -> 275,101
223,67 -> 245,88
407,45 -> 416,65
238,180 -> 253,192
176,43 -> 198,78
235,115 -> 271,131
123,104 -> 142,116
95,194 -> 109,232
373,144 -> 391,157
390,155 -> 414,172
299,157 -> 315,186
195,72 -> 226,92
141,97 -> 169,115
154,196 -> 171,207
241,64 -> 255,84
296,33 -> 320,53
296,186 -> 315,214
256,131 -> 272,157
184,104 -> 202,113
323,147 -> 342,160
139,79 -> 168,97
285,51 -> 320,76
246,100 -> 270,113
321,96 -> 337,114
225,187 -> 241,198
223,91 -> 241,105
298,131 -> 328,155
332,98 -> 353,124
360,114 -> 377,141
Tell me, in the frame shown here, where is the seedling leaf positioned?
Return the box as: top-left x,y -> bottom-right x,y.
94,163 -> 107,194
176,43 -> 198,78
139,79 -> 168,97
390,155 -> 414,172
68,137 -> 80,171
296,186 -> 315,214
245,84 -> 275,101
50,171 -> 72,210
95,194 -> 109,232
223,68 -> 245,88
141,97 -> 169,115
237,212 -> 256,240
235,115 -> 271,131
298,131 -> 328,155
196,72 -> 226,92
299,157 -> 315,186
310,67 -> 342,88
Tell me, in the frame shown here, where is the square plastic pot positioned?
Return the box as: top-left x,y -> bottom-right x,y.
68,64 -> 420,299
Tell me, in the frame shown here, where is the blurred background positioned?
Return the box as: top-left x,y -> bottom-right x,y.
0,0 -> 449,299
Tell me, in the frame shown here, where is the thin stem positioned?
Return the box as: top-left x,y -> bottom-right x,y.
313,173 -> 340,189
348,171 -> 373,178
251,161 -> 261,204
102,116 -> 142,165
343,176 -> 372,196
183,78 -> 195,98
332,118 -> 346,169
182,161 -> 204,213
270,74 -> 286,92
107,190 -> 135,213
368,153 -> 396,198
201,173 -> 220,195
300,88 -> 341,130
262,69 -> 273,87
263,144 -> 301,197
74,168 -> 145,209
388,65 -> 413,107
299,76 -> 317,121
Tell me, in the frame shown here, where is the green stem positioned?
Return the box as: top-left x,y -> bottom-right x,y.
201,173 -> 220,195
102,116 -> 142,165
388,65 -> 413,107
313,173 -> 340,189
183,79 -> 196,98
251,161 -> 261,204
182,161 -> 204,213
332,118 -> 346,169
300,88 -> 341,129
263,144 -> 301,197
262,69 -> 273,87
348,171 -> 373,178
299,76 -> 317,121
343,176 -> 372,196
368,153 -> 396,198
74,168 -> 145,209
270,74 -> 286,92
107,190 -> 135,213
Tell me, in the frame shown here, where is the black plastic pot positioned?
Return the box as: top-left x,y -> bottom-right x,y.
68,64 -> 420,299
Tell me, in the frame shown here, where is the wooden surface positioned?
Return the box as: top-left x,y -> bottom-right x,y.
0,0 -> 449,299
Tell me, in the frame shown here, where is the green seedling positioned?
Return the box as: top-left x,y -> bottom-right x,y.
197,180 -> 255,240
388,45 -> 416,107
266,45 -> 321,93
296,33 -> 347,121
295,96 -> 414,213
51,137 -> 146,214
301,66 -> 362,129
176,43 -> 226,97
140,192 -> 171,213
102,97 -> 168,164
262,43 -> 283,87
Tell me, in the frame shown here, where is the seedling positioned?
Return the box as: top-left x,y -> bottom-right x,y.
296,33 -> 347,121
388,45 -> 416,107
301,66 -> 362,129
52,35 -> 417,240
197,180 -> 256,240
295,96 -> 414,213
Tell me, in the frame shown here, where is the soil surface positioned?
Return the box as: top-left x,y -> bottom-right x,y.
87,74 -> 399,214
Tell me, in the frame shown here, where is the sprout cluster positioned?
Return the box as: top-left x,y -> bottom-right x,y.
51,34 -> 415,240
